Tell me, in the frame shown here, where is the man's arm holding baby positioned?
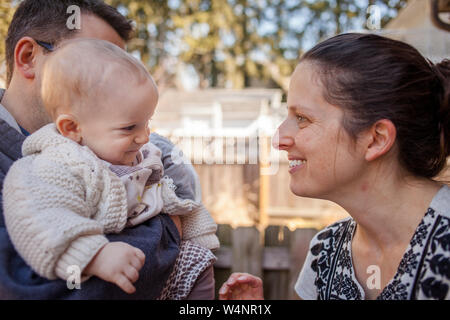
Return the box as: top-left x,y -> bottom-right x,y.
170,215 -> 183,238
3,153 -> 174,296
0,128 -> 184,299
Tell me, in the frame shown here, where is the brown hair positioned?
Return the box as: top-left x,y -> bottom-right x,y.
300,33 -> 450,179
5,0 -> 133,85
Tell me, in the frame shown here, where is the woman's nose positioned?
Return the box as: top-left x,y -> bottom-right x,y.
272,119 -> 295,151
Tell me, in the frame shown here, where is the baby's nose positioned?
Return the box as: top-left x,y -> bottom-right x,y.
135,132 -> 150,145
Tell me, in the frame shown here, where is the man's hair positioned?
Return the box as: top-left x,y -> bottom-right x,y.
5,0 -> 133,85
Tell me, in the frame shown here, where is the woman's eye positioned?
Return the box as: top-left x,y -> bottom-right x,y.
122,125 -> 135,131
296,115 -> 307,123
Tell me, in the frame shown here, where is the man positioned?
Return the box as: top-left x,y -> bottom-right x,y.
0,0 -> 199,299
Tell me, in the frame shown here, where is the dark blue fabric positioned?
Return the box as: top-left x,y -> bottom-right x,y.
0,118 -> 182,299
0,214 -> 179,299
18,125 -> 30,137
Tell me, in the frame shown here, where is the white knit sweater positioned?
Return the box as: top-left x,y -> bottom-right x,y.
2,124 -> 218,282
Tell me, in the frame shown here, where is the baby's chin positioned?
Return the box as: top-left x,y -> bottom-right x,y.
103,153 -> 137,166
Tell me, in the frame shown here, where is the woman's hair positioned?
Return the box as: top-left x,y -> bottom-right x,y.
300,33 -> 450,179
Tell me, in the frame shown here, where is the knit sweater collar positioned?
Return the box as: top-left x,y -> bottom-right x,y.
22,123 -> 83,157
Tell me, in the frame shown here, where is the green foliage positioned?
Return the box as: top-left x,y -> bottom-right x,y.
0,0 -> 16,82
0,0 -> 409,89
105,0 -> 409,90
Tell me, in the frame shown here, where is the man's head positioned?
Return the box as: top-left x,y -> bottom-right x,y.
5,0 -> 133,85
3,0 -> 133,133
41,38 -> 159,166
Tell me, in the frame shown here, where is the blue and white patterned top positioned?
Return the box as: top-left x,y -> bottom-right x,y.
295,185 -> 450,300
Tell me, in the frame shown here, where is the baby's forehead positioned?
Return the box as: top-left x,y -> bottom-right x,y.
55,39 -> 151,77
56,40 -> 154,88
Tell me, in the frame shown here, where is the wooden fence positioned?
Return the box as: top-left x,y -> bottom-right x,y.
213,224 -> 317,300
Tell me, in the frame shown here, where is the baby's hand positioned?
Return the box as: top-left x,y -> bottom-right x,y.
84,242 -> 146,294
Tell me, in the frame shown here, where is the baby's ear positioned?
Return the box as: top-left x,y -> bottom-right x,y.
55,114 -> 82,143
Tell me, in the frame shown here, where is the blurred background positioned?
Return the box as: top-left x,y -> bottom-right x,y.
0,0 -> 449,299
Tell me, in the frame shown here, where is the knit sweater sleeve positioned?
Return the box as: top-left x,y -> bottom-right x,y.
180,204 -> 220,250
2,155 -> 108,281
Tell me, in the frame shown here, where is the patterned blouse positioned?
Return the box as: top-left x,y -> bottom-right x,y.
295,185 -> 450,300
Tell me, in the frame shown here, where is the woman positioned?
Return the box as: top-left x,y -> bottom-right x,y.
219,33 -> 450,300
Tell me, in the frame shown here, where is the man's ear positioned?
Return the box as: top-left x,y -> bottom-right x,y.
365,119 -> 397,162
55,114 -> 82,143
14,37 -> 41,80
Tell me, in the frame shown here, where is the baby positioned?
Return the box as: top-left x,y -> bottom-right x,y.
2,39 -> 218,295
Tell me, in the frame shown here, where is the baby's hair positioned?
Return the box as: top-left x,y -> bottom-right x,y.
41,38 -> 154,119
301,33 -> 450,179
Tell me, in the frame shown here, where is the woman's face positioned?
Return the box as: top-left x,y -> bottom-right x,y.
273,61 -> 366,200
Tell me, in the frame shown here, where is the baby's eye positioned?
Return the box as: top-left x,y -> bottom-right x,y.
122,125 -> 135,131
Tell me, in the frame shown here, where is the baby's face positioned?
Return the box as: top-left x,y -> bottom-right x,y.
78,78 -> 158,166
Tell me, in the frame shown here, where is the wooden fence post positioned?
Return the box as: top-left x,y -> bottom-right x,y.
213,224 -> 317,299
263,225 -> 291,299
214,224 -> 232,298
289,228 -> 317,299
231,227 -> 263,279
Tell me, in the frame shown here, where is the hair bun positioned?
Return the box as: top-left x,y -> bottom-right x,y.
434,59 -> 450,104
434,59 -> 450,157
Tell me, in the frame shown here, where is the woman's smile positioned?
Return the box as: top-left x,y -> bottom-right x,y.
288,159 -> 307,174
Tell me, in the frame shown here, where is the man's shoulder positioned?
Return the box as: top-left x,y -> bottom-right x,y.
150,132 -> 174,152
149,132 -> 199,201
0,119 -> 24,161
0,119 -> 24,181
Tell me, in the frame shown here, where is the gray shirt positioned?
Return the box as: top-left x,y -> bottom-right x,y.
0,89 -> 21,134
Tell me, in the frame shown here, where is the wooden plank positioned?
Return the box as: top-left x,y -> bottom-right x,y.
265,225 -> 291,246
259,136 -> 270,228
213,225 -> 318,299
216,224 -> 232,246
213,224 -> 233,299
214,267 -> 232,299
267,206 -> 325,218
231,227 -> 263,278
214,246 -> 232,269
263,247 -> 290,270
263,225 -> 291,300
242,164 -> 260,222
289,228 -> 317,300
214,246 -> 290,270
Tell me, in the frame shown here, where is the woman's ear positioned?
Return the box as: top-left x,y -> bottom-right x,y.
14,37 -> 41,80
55,114 -> 82,143
364,119 -> 397,162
